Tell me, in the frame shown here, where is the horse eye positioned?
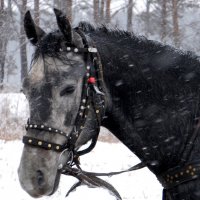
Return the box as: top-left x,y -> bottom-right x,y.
60,86 -> 75,96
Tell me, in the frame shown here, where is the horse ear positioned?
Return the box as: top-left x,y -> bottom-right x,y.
54,8 -> 72,43
24,11 -> 46,45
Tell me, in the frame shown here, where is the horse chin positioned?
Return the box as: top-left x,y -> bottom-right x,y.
18,148 -> 62,198
48,171 -> 61,196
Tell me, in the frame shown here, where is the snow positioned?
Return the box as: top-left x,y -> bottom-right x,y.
0,93 -> 162,199
0,140 -> 162,200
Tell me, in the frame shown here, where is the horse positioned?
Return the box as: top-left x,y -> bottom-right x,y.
18,9 -> 200,200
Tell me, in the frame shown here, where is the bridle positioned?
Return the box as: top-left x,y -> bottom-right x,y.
23,28 -> 106,164
22,26 -> 200,199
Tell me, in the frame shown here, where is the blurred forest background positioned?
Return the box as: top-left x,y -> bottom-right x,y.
0,0 -> 200,92
0,0 -> 200,140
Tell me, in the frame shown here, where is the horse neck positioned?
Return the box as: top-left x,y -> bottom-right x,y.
88,30 -> 200,174
87,29 -> 200,199
95,34 -> 153,161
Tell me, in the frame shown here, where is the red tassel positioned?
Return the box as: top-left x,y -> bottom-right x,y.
88,77 -> 96,84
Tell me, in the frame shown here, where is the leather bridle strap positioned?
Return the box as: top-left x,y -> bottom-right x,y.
23,38 -> 105,157
158,160 -> 200,189
23,136 -> 67,152
158,118 -> 200,190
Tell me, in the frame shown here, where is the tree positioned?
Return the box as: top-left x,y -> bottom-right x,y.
34,0 -> 40,25
105,0 -> 111,24
127,0 -> 133,32
54,0 -> 61,9
20,0 -> 28,81
0,0 -> 6,89
100,0 -> 105,21
93,0 -> 100,23
161,0 -> 168,43
61,0 -> 73,22
172,0 -> 180,47
66,0 -> 73,22
144,0 -> 152,37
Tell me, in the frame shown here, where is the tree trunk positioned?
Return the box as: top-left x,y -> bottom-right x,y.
0,0 -> 5,89
145,0 -> 151,37
34,0 -> 39,25
55,0 -> 61,10
172,0 -> 180,47
105,0 -> 111,24
161,0 -> 167,43
127,0 -> 133,32
62,0 -> 73,22
66,0 -> 73,22
8,0 -> 12,15
0,0 -> 4,9
20,0 -> 28,81
100,0 -> 105,22
93,0 -> 99,23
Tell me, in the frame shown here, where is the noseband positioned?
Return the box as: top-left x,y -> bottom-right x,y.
23,28 -> 106,159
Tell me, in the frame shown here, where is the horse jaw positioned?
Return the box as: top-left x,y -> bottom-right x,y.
18,146 -> 62,198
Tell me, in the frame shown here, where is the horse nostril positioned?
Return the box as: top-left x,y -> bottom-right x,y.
36,170 -> 45,187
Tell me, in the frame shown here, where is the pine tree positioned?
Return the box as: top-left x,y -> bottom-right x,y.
20,0 -> 28,81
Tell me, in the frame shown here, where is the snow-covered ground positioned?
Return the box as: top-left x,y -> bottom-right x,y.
0,140 -> 162,200
0,93 -> 162,199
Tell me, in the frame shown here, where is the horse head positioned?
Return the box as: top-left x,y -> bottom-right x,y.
18,9 -> 105,197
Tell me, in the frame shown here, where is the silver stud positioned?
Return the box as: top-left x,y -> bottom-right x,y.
74,48 -> 78,52
61,131 -> 63,134
86,73 -> 90,77
55,130 -> 58,132
34,125 -> 37,128
56,146 -> 60,150
96,110 -> 100,114
82,99 -> 86,103
49,128 -> 52,131
67,47 -> 71,51
81,106 -> 85,110
38,141 -> 42,145
28,139 -> 32,143
87,66 -> 90,70
30,125 -> 33,128
41,125 -> 44,128
88,47 -> 97,53
58,164 -> 63,170
87,105 -> 90,109
48,144 -> 52,148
